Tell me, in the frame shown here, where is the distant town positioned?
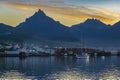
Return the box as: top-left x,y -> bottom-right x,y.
0,42 -> 119,58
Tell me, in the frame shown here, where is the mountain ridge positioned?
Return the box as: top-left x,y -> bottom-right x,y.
0,9 -> 120,48
15,9 -> 75,41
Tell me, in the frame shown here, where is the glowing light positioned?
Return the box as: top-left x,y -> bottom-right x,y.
0,70 -> 35,79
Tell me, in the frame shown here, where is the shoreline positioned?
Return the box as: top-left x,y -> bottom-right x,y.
0,54 -> 119,57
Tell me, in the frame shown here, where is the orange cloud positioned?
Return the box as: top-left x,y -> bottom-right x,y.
0,2 -> 120,27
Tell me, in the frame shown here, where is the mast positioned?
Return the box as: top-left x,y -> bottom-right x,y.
81,31 -> 85,54
80,31 -> 83,54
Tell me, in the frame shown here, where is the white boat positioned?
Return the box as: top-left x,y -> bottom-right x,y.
76,53 -> 89,59
76,32 -> 90,59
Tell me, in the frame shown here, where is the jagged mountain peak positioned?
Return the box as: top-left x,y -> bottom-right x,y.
15,9 -> 73,41
25,9 -> 48,22
71,18 -> 108,29
83,18 -> 105,25
17,9 -> 67,29
34,9 -> 46,17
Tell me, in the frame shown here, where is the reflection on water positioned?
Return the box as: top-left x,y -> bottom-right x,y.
0,70 -> 34,79
0,56 -> 120,80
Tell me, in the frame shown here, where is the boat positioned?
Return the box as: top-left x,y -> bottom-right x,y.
76,32 -> 89,59
76,53 -> 89,59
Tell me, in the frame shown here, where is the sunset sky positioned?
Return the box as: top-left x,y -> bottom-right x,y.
0,0 -> 120,27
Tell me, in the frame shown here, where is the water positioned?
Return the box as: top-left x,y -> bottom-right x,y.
0,56 -> 120,80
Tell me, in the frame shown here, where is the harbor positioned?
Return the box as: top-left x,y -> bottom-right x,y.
0,42 -> 118,57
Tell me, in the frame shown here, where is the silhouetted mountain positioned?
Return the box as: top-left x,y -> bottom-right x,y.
0,23 -> 16,41
16,9 -> 75,41
0,23 -> 14,33
72,19 -> 109,29
109,21 -> 120,42
70,19 -> 117,47
112,21 -> 120,30
1,9 -> 120,48
71,19 -> 110,37
0,23 -> 14,35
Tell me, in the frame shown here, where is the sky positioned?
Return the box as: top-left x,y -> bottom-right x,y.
0,0 -> 120,27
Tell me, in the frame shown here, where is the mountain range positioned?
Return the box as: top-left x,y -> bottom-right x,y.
16,9 -> 75,41
1,9 -> 120,48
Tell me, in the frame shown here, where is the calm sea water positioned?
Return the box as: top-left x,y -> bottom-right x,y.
0,56 -> 120,80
